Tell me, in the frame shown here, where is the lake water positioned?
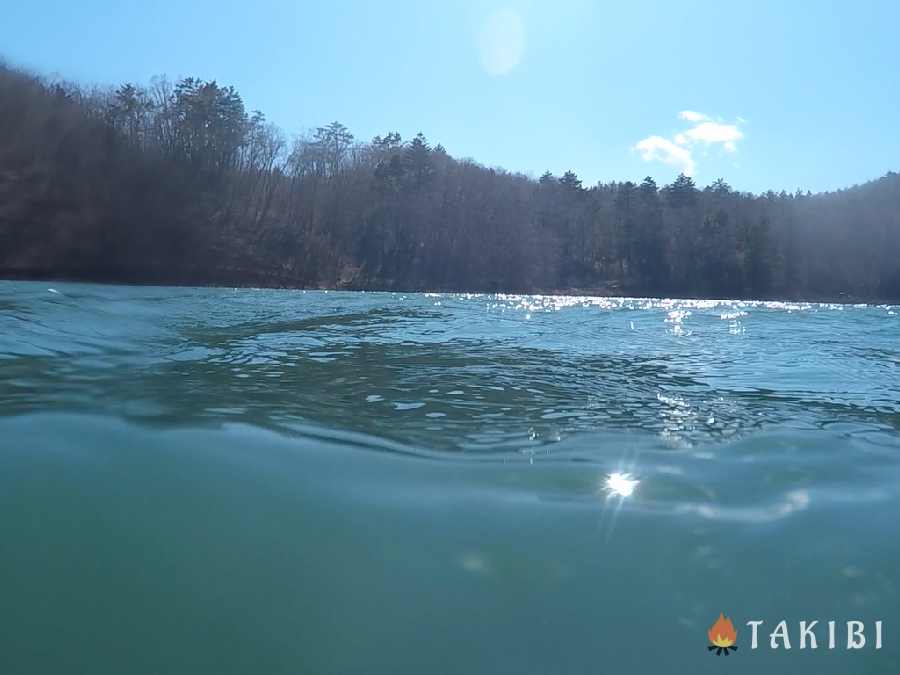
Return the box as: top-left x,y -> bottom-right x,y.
1,281 -> 899,674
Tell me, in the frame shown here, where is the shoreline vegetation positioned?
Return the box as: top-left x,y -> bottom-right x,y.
2,62 -> 899,302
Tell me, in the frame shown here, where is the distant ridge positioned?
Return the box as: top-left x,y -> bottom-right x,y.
1,62 -> 898,301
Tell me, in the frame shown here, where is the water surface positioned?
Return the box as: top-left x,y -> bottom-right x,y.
1,281 -> 899,673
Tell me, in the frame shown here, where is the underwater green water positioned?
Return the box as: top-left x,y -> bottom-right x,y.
1,281 -> 899,674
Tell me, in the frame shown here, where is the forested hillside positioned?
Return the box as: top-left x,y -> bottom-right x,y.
2,63 -> 899,300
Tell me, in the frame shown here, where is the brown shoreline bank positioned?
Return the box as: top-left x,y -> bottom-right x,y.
2,269 -> 893,306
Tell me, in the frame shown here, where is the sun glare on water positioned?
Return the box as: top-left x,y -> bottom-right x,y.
605,472 -> 639,498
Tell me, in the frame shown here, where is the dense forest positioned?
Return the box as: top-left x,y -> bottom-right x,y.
1,62 -> 899,301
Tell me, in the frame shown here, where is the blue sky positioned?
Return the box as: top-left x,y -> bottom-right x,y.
2,0 -> 898,193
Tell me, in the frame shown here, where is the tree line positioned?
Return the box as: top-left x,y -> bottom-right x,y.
1,62 -> 899,300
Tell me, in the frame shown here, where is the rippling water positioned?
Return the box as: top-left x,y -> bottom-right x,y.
2,281 -> 899,674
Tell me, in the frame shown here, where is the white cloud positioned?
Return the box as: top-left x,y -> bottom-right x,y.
634,135 -> 696,176
634,111 -> 745,176
679,110 -> 709,123
681,121 -> 743,152
479,10 -> 526,76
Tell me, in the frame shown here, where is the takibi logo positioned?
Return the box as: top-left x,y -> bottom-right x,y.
707,613 -> 738,655
704,613 -> 884,655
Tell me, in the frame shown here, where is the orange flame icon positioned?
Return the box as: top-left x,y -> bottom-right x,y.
707,613 -> 738,655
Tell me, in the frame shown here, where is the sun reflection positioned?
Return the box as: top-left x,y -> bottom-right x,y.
605,472 -> 639,498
